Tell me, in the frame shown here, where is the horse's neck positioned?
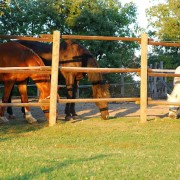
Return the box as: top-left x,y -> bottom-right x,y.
172,84 -> 180,97
19,41 -> 53,61
35,44 -> 52,61
86,59 -> 103,83
174,77 -> 180,85
34,79 -> 51,99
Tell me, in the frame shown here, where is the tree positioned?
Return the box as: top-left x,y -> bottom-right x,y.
61,0 -> 140,83
146,0 -> 180,41
146,0 -> 180,69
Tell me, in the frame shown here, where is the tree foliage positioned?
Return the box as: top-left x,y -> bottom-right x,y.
147,0 -> 180,69
0,0 -> 140,83
146,0 -> 180,41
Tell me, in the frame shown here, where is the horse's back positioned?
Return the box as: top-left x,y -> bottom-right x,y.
0,42 -> 49,82
0,42 -> 44,67
17,40 -> 53,62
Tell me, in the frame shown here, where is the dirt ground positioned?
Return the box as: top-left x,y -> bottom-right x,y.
5,98 -> 170,122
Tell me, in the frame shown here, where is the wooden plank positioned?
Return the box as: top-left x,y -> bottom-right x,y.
0,70 -> 51,74
0,66 -> 51,74
60,67 -> 141,73
140,33 -> 148,123
149,41 -> 180,47
148,100 -> 180,106
49,31 -> 60,127
0,35 -> 52,42
62,35 -> 142,42
58,97 -> 140,103
148,68 -> 175,73
0,66 -> 50,70
0,102 -> 49,107
148,73 -> 180,77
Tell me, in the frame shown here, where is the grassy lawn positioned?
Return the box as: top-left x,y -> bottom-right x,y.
0,117 -> 180,180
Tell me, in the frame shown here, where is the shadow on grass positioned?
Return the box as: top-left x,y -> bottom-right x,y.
7,154 -> 110,179
0,118 -> 48,137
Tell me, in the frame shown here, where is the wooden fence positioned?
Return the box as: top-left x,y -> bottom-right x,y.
149,61 -> 167,99
0,32 -> 180,125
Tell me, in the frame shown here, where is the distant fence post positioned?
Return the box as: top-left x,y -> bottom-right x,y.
140,33 -> 148,123
49,31 -> 60,126
120,74 -> 124,97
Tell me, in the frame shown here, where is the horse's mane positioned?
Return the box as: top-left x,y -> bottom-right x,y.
60,40 -> 103,82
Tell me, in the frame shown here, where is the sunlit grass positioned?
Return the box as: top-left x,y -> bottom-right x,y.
0,117 -> 180,179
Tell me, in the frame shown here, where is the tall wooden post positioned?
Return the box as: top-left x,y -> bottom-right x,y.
140,33 -> 148,123
49,31 -> 60,126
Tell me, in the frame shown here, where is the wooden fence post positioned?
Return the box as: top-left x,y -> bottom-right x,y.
49,31 -> 60,126
140,33 -> 148,123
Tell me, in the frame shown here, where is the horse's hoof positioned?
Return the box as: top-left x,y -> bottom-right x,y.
26,117 -> 38,124
0,116 -> 9,124
8,114 -> 16,119
72,114 -> 79,120
65,116 -> 73,121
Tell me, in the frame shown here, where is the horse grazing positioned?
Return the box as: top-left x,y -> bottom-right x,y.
167,66 -> 180,119
9,39 -> 110,120
0,42 -> 51,124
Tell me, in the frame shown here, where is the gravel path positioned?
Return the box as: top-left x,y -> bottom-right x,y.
5,98 -> 170,122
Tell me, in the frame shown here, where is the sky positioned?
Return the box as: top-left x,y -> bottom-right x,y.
121,0 -> 151,28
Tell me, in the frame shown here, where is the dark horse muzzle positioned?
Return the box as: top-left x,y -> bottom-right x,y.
100,107 -> 109,120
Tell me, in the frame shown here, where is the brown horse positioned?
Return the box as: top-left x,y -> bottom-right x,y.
9,40 -> 110,120
0,42 -> 51,124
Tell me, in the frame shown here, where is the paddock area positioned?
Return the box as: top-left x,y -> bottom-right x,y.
5,98 -> 169,123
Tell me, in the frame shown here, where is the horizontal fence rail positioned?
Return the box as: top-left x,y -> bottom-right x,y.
0,66 -> 51,73
148,68 -> 180,77
148,100 -> 180,106
149,41 -> 180,47
40,34 -> 143,42
1,34 -> 179,47
58,98 -> 141,103
148,73 -> 180,77
0,35 -> 52,42
0,102 -> 49,107
149,69 -> 175,73
60,67 -> 141,73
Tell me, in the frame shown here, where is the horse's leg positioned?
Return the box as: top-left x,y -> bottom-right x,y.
70,79 -> 79,119
7,86 -> 16,119
64,74 -> 74,121
0,81 -> 15,123
17,81 -> 37,124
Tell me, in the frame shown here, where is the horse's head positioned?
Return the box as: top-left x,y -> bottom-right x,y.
92,83 -> 110,120
167,93 -> 180,119
34,78 -> 57,121
39,97 -> 50,120
39,95 -> 58,121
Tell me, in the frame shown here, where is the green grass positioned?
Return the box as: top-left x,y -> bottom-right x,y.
0,117 -> 180,180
